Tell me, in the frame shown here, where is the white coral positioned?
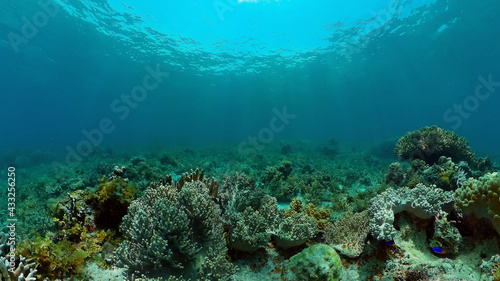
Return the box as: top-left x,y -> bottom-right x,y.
369,184 -> 454,241
0,256 -> 37,281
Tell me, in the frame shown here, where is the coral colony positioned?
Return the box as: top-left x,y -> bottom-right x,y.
1,126 -> 500,280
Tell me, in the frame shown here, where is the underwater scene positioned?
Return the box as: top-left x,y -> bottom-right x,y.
1,0 -> 500,280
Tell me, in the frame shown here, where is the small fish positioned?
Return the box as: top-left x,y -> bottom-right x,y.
431,247 -> 448,254
385,240 -> 395,246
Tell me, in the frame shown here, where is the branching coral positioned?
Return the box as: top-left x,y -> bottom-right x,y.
116,174 -> 234,279
260,161 -> 297,199
116,182 -> 215,269
229,196 -> 280,252
273,212 -> 318,249
324,210 -> 370,258
0,256 -> 37,281
394,126 -> 475,165
219,172 -> 263,216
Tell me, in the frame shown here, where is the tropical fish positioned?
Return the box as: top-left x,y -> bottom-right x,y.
431,247 -> 448,254
385,240 -> 395,246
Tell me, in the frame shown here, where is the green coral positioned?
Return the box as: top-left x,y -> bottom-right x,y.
274,212 -> 318,249
229,196 -> 280,252
115,175 -> 234,279
395,126 -> 475,165
19,235 -> 91,279
286,244 -> 342,281
455,172 -> 500,235
94,177 -> 137,205
430,211 -> 461,255
261,161 -> 297,200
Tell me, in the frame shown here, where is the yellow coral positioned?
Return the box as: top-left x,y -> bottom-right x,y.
94,178 -> 136,204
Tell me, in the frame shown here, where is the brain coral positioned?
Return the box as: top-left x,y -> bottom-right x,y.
455,172 -> 500,235
394,126 -> 475,165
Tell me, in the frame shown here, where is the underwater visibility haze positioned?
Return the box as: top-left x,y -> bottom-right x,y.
0,0 -> 500,280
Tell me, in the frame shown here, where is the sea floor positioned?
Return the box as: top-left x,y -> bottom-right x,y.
1,139 -> 499,280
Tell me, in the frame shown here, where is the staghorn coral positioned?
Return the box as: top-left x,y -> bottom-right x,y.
455,172 -> 500,235
368,184 -> 454,241
395,126 -> 475,165
324,210 -> 370,258
0,256 -> 37,281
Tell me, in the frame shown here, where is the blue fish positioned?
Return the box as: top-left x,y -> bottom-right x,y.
385,241 -> 395,246
431,247 -> 447,254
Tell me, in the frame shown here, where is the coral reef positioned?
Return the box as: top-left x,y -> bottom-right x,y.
19,235 -> 91,279
221,174 -> 318,251
260,161 -> 296,199
455,172 -> 500,235
394,126 -> 475,165
273,212 -> 318,249
229,196 -> 279,252
285,243 -> 342,281
324,210 -> 370,258
385,162 -> 405,186
115,174 -> 234,279
369,184 -> 454,241
219,173 -> 263,216
429,211 -> 462,256
22,167 -> 136,279
388,156 -> 474,191
285,198 -> 331,230
0,256 -> 37,281
6,140 -> 499,280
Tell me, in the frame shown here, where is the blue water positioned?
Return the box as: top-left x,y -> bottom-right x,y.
1,0 -> 499,157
